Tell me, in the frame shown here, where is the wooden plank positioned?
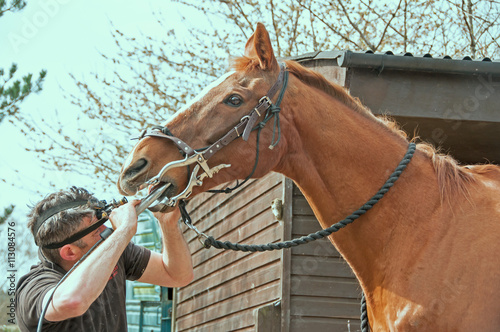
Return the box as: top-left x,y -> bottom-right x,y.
188,224 -> 282,284
290,239 -> 340,257
292,195 -> 315,216
188,177 -> 258,214
280,177 -> 293,332
302,60 -> 347,86
176,283 -> 280,330
290,296 -> 361,319
178,248 -> 280,303
189,215 -> 279,270
290,316 -> 360,332
177,308 -> 257,332
184,182 -> 283,251
188,172 -> 282,215
292,215 -> 321,233
187,186 -> 284,265
290,275 -> 361,299
291,255 -> 355,278
292,184 -> 304,196
177,262 -> 281,314
187,173 -> 282,227
188,172 -> 282,217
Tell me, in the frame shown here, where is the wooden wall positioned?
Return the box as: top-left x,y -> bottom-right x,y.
288,182 -> 362,332
175,172 -> 285,331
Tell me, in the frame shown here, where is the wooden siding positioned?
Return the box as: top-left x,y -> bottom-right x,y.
289,184 -> 362,332
175,172 -> 285,331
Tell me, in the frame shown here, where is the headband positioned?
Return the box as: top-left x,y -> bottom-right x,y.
34,198 -> 107,249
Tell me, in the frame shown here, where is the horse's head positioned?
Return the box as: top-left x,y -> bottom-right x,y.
117,23 -> 289,207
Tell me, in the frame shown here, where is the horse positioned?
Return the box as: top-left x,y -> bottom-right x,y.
117,23 -> 500,331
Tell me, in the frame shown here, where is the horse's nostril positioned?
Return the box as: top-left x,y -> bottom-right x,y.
124,158 -> 148,179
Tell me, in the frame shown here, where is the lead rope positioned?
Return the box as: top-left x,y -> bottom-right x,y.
361,292 -> 370,332
179,142 -> 415,331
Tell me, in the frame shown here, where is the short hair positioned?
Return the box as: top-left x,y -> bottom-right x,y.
27,186 -> 96,264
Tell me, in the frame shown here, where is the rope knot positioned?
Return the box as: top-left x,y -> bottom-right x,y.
270,105 -> 281,114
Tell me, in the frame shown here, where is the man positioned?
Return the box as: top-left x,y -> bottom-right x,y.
15,186 -> 194,331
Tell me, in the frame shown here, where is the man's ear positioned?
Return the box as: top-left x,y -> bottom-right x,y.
59,244 -> 80,262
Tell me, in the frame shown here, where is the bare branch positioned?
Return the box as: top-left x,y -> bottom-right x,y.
335,0 -> 376,51
374,0 -> 404,51
296,0 -> 362,49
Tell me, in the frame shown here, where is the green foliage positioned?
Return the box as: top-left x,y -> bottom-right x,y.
0,0 -> 26,17
0,0 -> 47,124
0,204 -> 14,225
0,64 -> 47,123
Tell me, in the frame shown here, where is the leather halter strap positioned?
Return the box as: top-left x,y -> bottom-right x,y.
133,129 -> 195,156
202,63 -> 287,159
135,63 -> 288,160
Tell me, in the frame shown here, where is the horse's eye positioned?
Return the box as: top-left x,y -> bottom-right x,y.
224,94 -> 243,107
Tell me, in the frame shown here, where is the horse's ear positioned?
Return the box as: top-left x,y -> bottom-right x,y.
244,23 -> 278,71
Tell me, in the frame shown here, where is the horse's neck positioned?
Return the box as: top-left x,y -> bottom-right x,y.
280,93 -> 409,224
276,89 -> 441,288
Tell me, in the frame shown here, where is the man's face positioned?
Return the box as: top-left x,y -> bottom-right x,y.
71,214 -> 108,257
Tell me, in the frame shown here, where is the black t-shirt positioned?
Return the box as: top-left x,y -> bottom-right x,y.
15,242 -> 151,332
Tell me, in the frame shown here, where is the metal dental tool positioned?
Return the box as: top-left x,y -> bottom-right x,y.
147,162 -> 230,212
135,182 -> 171,214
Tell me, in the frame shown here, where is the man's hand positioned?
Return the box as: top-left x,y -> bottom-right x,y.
109,199 -> 141,235
138,207 -> 194,287
153,208 -> 181,227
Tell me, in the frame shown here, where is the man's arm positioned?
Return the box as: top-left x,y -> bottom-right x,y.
42,200 -> 140,322
137,209 -> 194,287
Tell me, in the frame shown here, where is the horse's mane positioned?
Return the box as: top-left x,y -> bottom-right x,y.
231,56 -> 500,201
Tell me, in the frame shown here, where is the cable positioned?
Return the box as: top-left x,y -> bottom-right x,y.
36,228 -> 113,332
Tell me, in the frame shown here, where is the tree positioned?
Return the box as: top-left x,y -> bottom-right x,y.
0,204 -> 14,226
16,0 -> 500,194
0,0 -> 47,124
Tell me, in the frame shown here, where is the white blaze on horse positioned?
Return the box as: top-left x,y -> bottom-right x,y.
117,23 -> 500,331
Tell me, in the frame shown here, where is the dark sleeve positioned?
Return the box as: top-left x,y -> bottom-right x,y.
15,270 -> 61,331
122,242 -> 151,281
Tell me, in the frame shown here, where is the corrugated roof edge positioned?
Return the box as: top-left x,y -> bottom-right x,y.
286,50 -> 500,76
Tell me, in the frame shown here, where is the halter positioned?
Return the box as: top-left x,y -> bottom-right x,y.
130,62 -> 414,332
134,63 -> 289,211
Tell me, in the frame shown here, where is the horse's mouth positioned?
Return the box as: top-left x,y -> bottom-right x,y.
147,181 -> 176,202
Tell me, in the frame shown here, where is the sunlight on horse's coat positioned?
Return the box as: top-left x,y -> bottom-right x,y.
174,71 -> 236,119
118,23 -> 500,331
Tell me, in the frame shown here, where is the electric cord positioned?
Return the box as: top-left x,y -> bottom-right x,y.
36,228 -> 114,332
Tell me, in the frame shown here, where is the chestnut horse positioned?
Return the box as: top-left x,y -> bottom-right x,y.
118,23 -> 500,331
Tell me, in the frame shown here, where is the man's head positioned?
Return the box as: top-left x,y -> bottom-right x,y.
28,186 -> 101,265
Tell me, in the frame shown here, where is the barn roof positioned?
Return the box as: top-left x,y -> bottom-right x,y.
288,50 -> 500,164
289,50 -> 500,76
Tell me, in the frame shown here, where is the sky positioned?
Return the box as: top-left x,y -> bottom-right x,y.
0,0 -> 207,275
0,0 -> 202,214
